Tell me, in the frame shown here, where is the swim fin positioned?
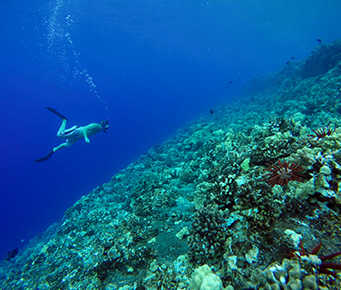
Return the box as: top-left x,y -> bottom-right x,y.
34,149 -> 54,162
46,107 -> 68,120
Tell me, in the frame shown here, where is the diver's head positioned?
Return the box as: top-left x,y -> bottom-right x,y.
100,119 -> 110,133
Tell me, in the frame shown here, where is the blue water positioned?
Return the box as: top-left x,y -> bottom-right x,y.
0,0 -> 340,257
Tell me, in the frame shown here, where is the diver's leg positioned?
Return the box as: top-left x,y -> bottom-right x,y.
52,142 -> 69,152
57,119 -> 67,137
63,125 -> 78,135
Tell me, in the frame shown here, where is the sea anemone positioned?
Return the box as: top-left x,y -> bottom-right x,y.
264,159 -> 306,187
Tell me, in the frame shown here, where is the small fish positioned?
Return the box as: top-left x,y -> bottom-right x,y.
291,56 -> 295,60
209,108 -> 214,115
5,248 -> 18,261
317,38 -> 322,44
229,80 -> 234,84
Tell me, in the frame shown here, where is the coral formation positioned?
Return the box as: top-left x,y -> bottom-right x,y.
1,40 -> 341,290
189,265 -> 223,290
187,205 -> 226,264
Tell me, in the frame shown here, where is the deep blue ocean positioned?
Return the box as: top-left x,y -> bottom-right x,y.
1,0 -> 340,257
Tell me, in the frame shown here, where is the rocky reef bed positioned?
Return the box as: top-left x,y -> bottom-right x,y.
1,40 -> 341,290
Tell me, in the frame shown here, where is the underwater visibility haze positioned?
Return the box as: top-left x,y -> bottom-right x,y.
1,0 -> 341,288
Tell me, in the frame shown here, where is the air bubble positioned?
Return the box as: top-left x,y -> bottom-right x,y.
46,0 -> 108,111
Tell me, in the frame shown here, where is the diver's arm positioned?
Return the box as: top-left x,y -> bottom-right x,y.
83,128 -> 90,143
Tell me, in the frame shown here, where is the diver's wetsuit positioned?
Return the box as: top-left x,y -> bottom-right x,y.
34,107 -> 110,162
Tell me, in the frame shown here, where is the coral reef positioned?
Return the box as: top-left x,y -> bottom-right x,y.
1,40 -> 341,290
188,205 -> 226,264
189,265 -> 224,290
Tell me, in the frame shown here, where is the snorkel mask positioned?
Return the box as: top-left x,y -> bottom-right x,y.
100,118 -> 111,133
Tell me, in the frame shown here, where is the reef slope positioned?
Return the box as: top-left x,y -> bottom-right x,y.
1,40 -> 341,290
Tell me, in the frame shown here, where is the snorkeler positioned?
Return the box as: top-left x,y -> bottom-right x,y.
35,107 -> 110,162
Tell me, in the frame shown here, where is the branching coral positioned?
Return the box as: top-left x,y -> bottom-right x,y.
188,205 -> 226,264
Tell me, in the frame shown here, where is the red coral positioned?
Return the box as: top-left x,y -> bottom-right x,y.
264,159 -> 305,187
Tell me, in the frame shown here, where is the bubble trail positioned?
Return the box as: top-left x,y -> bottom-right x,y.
46,0 -> 108,111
